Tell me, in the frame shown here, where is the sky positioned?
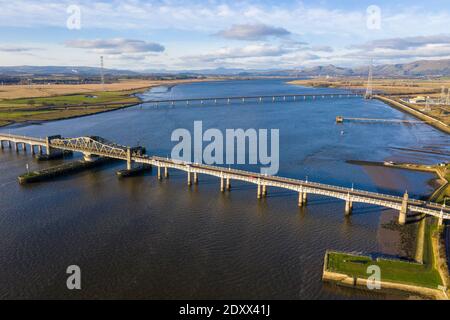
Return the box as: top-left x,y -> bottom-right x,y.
0,0 -> 449,71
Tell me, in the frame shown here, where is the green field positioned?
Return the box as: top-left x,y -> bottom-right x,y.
0,90 -> 143,126
326,222 -> 442,289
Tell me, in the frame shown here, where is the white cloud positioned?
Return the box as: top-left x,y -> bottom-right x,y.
1,1 -> 450,69
0,46 -> 40,53
216,24 -> 290,41
65,38 -> 165,54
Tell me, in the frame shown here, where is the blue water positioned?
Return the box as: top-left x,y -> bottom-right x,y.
0,79 -> 448,299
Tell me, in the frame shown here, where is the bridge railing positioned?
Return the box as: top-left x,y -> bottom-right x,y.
148,156 -> 437,207
0,133 -> 46,142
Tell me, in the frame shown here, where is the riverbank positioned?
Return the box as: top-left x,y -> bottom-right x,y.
0,78 -> 222,128
323,247 -> 447,300
288,79 -> 450,133
322,197 -> 449,299
347,160 -> 449,204
373,95 -> 450,135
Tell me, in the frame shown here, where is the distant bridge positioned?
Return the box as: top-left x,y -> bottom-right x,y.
140,93 -> 363,107
1,133 -> 448,225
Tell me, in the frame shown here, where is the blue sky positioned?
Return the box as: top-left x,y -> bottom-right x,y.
0,0 -> 449,70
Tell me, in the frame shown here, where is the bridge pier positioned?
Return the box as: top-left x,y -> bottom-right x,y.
45,135 -> 61,156
438,210 -> 444,226
164,166 -> 169,178
398,191 -> 409,225
194,172 -> 198,184
226,178 -> 231,191
220,176 -> 225,192
126,148 -> 133,170
157,165 -> 162,180
31,145 -> 35,155
0,140 -> 3,150
83,153 -> 97,162
187,171 -> 192,186
298,191 -> 303,207
257,183 -> 262,199
302,192 -> 307,205
14,142 -> 19,152
344,193 -> 353,216
38,145 -> 42,155
345,200 -> 353,216
262,185 -> 267,197
22,143 -> 27,152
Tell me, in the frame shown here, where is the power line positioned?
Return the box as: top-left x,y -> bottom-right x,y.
100,56 -> 105,90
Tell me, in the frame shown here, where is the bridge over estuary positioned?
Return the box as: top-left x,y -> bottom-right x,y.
1,133 -> 449,225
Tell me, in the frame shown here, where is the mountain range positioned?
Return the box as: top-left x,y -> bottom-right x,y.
1,59 -> 450,78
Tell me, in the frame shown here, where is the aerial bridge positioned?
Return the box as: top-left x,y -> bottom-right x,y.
1,133 -> 449,225
141,93 -> 363,107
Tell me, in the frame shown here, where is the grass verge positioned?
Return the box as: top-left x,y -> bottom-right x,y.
326,221 -> 443,289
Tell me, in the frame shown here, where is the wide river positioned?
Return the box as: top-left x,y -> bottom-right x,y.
0,79 -> 449,299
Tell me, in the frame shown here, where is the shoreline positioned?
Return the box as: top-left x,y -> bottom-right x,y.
288,80 -> 450,135
0,78 -> 224,130
373,95 -> 450,135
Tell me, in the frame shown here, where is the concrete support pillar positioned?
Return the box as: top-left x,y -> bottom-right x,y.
220,176 -> 225,192
257,183 -> 262,199
344,193 -> 353,216
187,171 -> 192,186
262,185 -> 267,197
0,140 -> 3,150
226,178 -> 231,191
438,210 -> 444,227
45,137 -> 51,155
7,141 -> 11,148
31,145 -> 35,155
14,142 -> 19,152
164,166 -> 169,178
399,191 -> 409,225
22,143 -> 26,152
298,191 -> 304,207
126,148 -> 132,170
157,165 -> 162,180
302,192 -> 308,205
38,145 -> 42,154
345,200 -> 353,215
194,172 -> 198,184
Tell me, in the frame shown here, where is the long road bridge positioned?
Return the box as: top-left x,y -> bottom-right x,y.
41,92 -> 363,109
140,93 -> 363,107
1,133 -> 449,225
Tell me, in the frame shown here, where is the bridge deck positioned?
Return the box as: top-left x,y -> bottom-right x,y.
142,93 -> 363,104
1,133 -> 448,220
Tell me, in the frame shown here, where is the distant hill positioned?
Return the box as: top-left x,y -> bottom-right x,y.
1,59 -> 450,78
0,66 -> 140,77
300,59 -> 450,77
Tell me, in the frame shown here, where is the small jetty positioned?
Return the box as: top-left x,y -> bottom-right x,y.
116,164 -> 152,178
336,116 -> 428,124
18,158 -> 112,184
35,150 -> 73,161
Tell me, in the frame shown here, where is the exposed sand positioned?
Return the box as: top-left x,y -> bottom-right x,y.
0,78 -> 220,100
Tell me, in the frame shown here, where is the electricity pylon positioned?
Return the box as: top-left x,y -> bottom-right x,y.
364,60 -> 373,99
